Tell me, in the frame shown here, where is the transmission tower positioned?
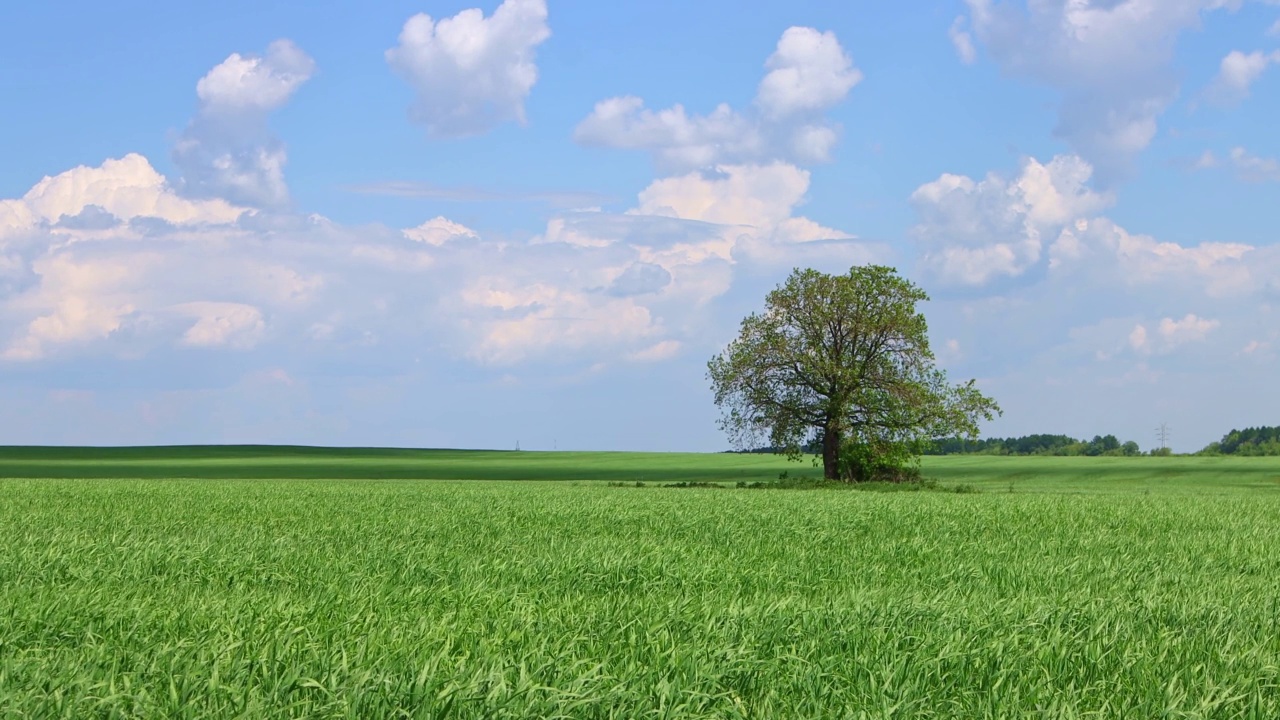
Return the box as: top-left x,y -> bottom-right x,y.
1155,422 -> 1171,451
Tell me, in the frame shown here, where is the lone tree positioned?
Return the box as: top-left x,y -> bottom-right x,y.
708,265 -> 1000,482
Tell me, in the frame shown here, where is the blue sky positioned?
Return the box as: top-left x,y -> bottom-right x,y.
1,0 -> 1278,452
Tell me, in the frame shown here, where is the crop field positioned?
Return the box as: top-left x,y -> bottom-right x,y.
2,449 -> 1280,718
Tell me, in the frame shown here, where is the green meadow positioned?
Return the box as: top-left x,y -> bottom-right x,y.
2,448 -> 1279,718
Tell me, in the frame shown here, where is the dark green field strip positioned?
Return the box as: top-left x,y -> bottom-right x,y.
2,447 -> 1280,493
921,455 -> 1280,493
0,447 -> 814,483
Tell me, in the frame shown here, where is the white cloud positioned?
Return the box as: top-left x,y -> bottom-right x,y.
1192,147 -> 1280,182
455,280 -> 658,365
195,39 -> 315,113
755,27 -> 862,120
626,163 -> 873,270
456,161 -> 878,363
386,0 -> 550,138
177,302 -> 266,348
961,0 -> 1245,183
403,216 -> 479,245
1270,19 -> 1280,36
634,163 -> 825,230
19,154 -> 242,226
0,157 -> 329,361
1,154 -> 877,369
1049,217 -> 1257,296
788,124 -> 841,164
574,26 -> 859,172
1159,313 -> 1219,344
1205,49 -> 1280,105
573,97 -> 765,172
3,253 -> 142,360
1129,314 -> 1221,355
174,39 -> 315,208
910,154 -> 1112,285
0,200 -> 38,240
948,16 -> 977,65
629,340 -> 681,363
1228,147 -> 1280,182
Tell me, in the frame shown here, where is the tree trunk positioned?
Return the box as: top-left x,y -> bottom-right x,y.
822,424 -> 842,481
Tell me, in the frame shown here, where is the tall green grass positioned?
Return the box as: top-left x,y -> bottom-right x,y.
3,477 -> 1279,717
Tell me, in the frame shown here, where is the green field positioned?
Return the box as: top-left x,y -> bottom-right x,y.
1,445 -> 1278,493
2,448 -> 1279,717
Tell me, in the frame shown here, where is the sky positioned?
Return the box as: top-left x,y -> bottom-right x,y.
1,0 -> 1278,453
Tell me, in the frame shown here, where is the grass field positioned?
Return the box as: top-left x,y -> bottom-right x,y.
1,444 -> 1278,493
2,448 -> 1280,717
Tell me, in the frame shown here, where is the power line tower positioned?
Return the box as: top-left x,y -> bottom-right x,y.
1155,422 -> 1171,452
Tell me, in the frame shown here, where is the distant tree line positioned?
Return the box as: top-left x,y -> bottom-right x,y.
1198,426 -> 1280,456
730,427 -> 1280,457
730,433 -> 1147,457
923,434 -> 1143,457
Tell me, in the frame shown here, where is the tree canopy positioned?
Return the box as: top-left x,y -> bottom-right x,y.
708,265 -> 1000,482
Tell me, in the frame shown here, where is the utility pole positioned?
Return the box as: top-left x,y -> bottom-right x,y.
1155,423 -> 1170,452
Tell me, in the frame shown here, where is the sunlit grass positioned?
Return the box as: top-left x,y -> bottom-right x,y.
3,473 -> 1279,717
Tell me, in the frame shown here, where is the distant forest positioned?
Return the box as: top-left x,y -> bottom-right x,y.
1198,426 -> 1280,456
924,434 -> 1144,456
731,434 -> 1148,457
730,426 -> 1280,457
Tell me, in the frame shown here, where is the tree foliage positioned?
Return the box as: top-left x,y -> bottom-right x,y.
708,265 -> 1000,482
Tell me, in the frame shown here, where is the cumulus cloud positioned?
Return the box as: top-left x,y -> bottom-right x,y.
0,200 -> 37,240
608,262 -> 672,297
961,0 -> 1249,183
19,154 -> 242,227
0,156 -> 333,361
754,27 -> 862,120
0,154 -> 877,369
574,26 -> 860,172
455,280 -> 659,364
2,252 -> 141,361
177,302 -> 267,349
195,39 -> 314,113
634,163 -> 831,229
574,98 -> 766,172
448,161 -> 882,363
386,0 -> 550,138
1049,217 -> 1257,296
173,39 -> 315,208
403,216 -> 479,245
1205,49 -> 1280,105
910,154 -> 1112,285
626,163 -> 875,269
1129,314 -> 1221,354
